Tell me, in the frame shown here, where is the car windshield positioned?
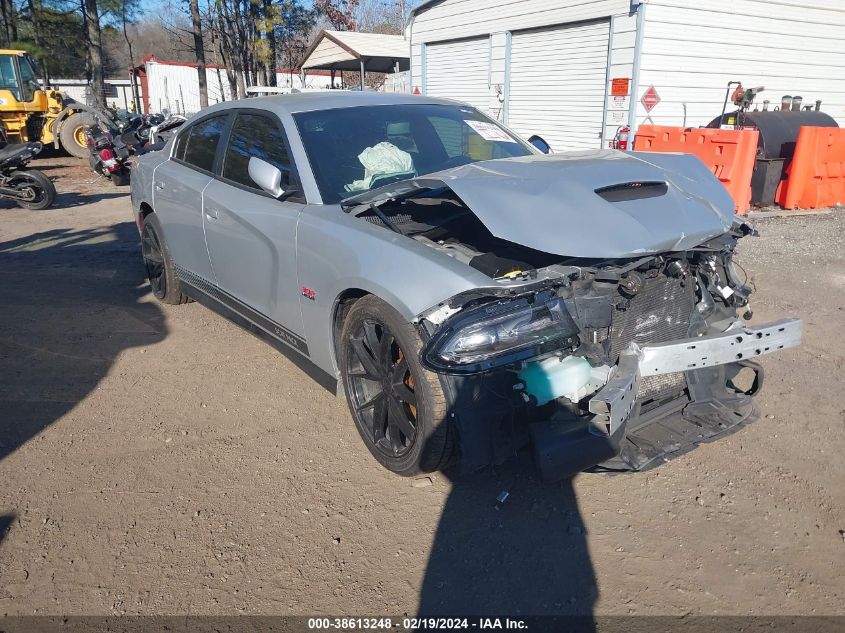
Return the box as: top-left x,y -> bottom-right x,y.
293,103 -> 533,204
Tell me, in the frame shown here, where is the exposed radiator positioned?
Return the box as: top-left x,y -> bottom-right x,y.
610,274 -> 695,402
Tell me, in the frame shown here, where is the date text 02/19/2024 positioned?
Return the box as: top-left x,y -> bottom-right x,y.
307,617 -> 528,630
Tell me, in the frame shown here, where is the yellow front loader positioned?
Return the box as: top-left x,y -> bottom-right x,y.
0,48 -> 106,158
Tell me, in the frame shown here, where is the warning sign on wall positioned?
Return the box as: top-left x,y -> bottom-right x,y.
611,78 -> 630,97
609,110 -> 627,125
609,96 -> 629,111
641,86 -> 661,112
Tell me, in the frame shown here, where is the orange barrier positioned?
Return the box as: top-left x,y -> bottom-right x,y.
776,126 -> 845,209
634,125 -> 759,214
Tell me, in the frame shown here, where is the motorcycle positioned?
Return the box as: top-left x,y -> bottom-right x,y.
86,112 -> 171,185
0,129 -> 56,210
86,120 -> 132,186
146,114 -> 186,147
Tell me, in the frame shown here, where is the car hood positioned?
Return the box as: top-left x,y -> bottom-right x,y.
342,149 -> 737,259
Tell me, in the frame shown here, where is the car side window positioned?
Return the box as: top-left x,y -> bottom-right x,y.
172,128 -> 189,160
222,112 -> 294,190
181,115 -> 227,172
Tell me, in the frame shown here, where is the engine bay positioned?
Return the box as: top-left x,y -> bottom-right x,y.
354,191 -> 568,278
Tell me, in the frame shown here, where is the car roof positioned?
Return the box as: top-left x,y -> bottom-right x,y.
199,91 -> 464,117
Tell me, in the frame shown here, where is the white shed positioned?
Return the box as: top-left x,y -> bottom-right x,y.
42,78 -> 136,110
409,0 -> 845,151
136,57 -> 334,115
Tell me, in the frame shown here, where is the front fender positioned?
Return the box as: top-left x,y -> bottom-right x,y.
295,205 -> 491,377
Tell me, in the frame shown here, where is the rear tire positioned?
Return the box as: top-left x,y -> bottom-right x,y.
11,170 -> 56,210
111,170 -> 130,186
339,295 -> 456,476
59,112 -> 92,159
140,213 -> 190,305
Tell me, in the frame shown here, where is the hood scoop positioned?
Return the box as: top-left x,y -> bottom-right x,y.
595,181 -> 668,202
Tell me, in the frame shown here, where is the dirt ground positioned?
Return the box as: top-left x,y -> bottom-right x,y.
0,154 -> 843,618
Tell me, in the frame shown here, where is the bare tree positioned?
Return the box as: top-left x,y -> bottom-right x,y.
1,0 -> 18,45
261,0 -> 277,86
83,0 -> 106,108
355,0 -> 408,35
314,0 -> 358,31
189,0 -> 208,107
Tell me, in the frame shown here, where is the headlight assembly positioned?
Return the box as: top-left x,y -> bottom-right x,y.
420,291 -> 581,374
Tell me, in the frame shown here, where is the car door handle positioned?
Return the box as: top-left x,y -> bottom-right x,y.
204,206 -> 219,220
154,181 -> 165,190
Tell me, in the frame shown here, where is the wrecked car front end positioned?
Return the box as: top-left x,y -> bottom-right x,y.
344,150 -> 802,482
416,245 -> 800,481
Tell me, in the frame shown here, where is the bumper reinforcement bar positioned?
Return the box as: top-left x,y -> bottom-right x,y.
589,318 -> 802,435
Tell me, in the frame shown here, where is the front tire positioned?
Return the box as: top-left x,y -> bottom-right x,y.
11,170 -> 56,210
140,213 -> 190,305
59,112 -> 92,159
339,295 -> 456,476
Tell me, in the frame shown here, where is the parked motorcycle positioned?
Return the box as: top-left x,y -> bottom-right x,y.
147,114 -> 186,146
0,130 -> 56,210
86,120 -> 132,186
85,112 -> 171,185
114,110 -> 164,148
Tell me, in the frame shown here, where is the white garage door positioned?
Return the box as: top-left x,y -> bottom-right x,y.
508,21 -> 610,151
424,37 -> 490,112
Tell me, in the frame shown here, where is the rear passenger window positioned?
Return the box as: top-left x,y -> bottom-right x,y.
181,115 -> 227,172
172,129 -> 188,160
223,113 -> 293,190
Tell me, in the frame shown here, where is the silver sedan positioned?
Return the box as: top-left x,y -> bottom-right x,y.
130,92 -> 801,482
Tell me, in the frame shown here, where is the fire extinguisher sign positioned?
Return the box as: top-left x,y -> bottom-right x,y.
640,86 -> 661,112
611,78 -> 630,97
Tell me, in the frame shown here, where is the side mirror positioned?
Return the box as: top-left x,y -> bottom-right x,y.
528,135 -> 552,154
249,156 -> 291,199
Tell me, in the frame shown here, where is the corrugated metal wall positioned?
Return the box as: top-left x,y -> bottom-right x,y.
424,37 -> 491,112
410,0 -> 634,148
45,79 -> 135,110
635,0 -> 845,128
144,63 -> 334,115
508,20 -> 611,150
603,13 -> 637,144
410,0 -> 631,43
411,0 -> 845,149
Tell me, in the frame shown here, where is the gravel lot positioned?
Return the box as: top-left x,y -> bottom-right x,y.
0,155 -> 843,617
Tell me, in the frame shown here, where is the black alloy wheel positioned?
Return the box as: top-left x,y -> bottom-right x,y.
347,319 -> 418,458
141,220 -> 167,299
339,295 -> 456,475
139,213 -> 189,305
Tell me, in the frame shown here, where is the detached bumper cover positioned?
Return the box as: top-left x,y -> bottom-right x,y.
532,318 -> 802,481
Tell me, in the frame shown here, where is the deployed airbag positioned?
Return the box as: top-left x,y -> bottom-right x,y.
345,142 -> 415,192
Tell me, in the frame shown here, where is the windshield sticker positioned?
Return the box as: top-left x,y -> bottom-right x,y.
465,120 -> 517,143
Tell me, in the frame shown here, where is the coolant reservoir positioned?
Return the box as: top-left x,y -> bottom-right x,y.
518,355 -> 593,406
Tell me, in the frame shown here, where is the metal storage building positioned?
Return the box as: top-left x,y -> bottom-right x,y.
408,0 -> 845,151
41,78 -> 135,110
